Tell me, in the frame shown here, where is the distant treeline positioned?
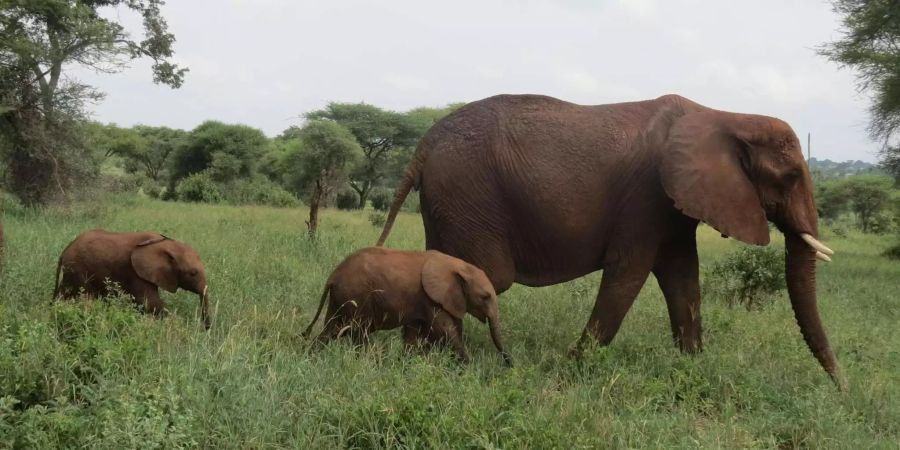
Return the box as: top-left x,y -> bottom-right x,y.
36,102 -> 464,212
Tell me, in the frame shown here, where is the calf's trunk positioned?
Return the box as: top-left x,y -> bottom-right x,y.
487,316 -> 512,366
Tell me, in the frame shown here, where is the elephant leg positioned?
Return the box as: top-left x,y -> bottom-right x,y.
437,318 -> 470,364
402,323 -> 428,352
653,237 -> 702,353
574,259 -> 654,354
447,327 -> 470,364
129,280 -> 166,317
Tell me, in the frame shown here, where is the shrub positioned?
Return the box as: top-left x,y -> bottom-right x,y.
223,179 -> 300,208
868,212 -> 896,234
336,189 -> 359,210
830,225 -> 849,238
370,188 -> 392,211
401,191 -> 420,213
142,182 -> 163,199
175,172 -> 222,203
368,212 -> 386,227
705,246 -> 786,309
883,242 -> 900,260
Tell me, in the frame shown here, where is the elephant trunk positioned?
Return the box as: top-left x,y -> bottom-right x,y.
784,232 -> 844,389
200,285 -> 211,330
487,315 -> 512,366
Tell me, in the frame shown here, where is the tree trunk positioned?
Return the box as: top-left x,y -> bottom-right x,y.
358,183 -> 371,209
307,179 -> 323,238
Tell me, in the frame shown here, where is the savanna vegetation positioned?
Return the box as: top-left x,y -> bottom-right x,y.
0,197 -> 898,448
0,0 -> 898,448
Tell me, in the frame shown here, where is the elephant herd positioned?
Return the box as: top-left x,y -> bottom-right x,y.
33,94 -> 846,389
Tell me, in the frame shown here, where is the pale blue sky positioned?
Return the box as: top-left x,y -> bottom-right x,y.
75,0 -> 880,162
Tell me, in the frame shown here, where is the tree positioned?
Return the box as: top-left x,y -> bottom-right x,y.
306,103 -> 421,208
845,176 -> 893,232
0,0 -> 185,204
130,126 -> 185,181
283,120 -> 361,237
820,0 -> 900,179
169,121 -> 269,184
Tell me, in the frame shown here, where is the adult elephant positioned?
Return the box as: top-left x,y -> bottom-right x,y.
377,94 -> 844,388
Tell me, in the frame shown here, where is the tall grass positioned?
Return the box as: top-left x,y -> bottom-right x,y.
1,197 -> 898,448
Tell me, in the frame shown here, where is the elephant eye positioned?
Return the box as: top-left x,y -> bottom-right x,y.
190,269 -> 198,276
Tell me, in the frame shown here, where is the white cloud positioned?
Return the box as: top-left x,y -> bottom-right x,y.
382,73 -> 431,92
74,0 -> 881,162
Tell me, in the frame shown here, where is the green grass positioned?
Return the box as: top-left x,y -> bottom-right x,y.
1,197 -> 898,449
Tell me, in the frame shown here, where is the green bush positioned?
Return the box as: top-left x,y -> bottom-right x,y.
368,212 -> 386,227
830,225 -> 849,238
704,246 -> 786,309
868,212 -> 896,234
401,191 -> 420,213
175,172 -> 222,203
142,182 -> 163,199
336,190 -> 359,210
223,179 -> 300,208
370,188 -> 392,211
883,242 -> 900,260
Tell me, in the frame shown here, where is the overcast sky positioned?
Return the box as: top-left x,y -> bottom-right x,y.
75,0 -> 881,162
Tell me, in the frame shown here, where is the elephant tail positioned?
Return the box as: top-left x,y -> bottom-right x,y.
376,155 -> 421,246
302,283 -> 331,338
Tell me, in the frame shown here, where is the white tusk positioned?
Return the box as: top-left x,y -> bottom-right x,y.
202,285 -> 208,297
800,233 -> 834,256
815,251 -> 831,262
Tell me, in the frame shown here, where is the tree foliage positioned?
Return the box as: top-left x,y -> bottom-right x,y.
283,119 -> 361,236
0,0 -> 185,204
305,103 -> 422,208
169,121 -> 269,184
820,0 -> 900,179
816,175 -> 895,232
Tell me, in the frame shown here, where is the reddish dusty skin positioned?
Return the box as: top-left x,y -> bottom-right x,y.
54,229 -> 211,329
377,94 -> 843,388
304,247 -> 511,365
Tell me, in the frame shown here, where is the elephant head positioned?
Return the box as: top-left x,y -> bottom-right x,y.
421,251 -> 512,365
659,111 -> 844,388
131,236 -> 211,329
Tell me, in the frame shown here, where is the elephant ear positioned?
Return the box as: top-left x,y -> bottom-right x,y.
659,112 -> 770,245
131,238 -> 178,293
421,251 -> 467,320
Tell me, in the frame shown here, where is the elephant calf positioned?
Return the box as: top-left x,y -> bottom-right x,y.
54,229 -> 211,329
303,247 -> 511,365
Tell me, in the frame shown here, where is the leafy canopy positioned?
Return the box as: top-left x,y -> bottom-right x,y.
169,121 -> 269,183
820,0 -> 900,178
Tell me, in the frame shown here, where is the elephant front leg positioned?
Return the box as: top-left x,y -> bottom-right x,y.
572,259 -> 654,357
131,282 -> 167,318
653,237 -> 703,353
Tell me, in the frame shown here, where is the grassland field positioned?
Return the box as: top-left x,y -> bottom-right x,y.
1,196 -> 898,449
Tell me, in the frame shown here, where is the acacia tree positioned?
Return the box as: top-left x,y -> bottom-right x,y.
283,120 -> 361,237
306,103 -> 421,208
168,121 -> 269,185
820,0 -> 900,180
0,0 -> 186,204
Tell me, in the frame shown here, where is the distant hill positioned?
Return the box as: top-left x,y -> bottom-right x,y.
808,158 -> 885,179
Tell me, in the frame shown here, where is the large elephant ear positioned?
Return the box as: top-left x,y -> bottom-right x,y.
659,112 -> 770,245
421,251 -> 467,320
131,239 -> 178,293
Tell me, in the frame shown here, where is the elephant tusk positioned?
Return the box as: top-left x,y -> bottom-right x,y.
202,285 -> 208,297
815,251 -> 831,262
800,233 -> 834,256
